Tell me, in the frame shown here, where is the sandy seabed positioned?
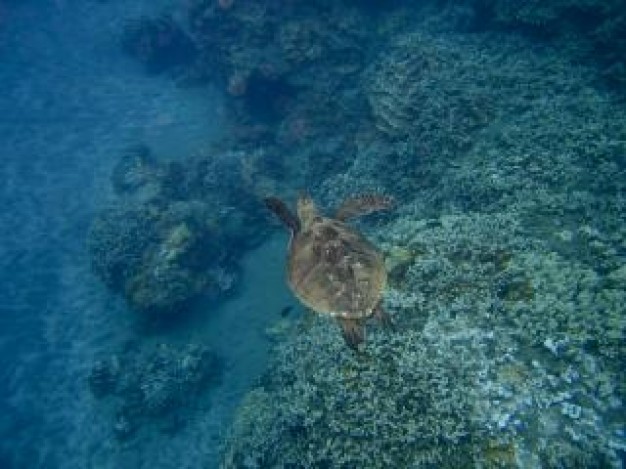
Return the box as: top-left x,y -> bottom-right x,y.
0,1 -> 276,467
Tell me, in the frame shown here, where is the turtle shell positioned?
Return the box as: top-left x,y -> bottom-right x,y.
287,216 -> 386,319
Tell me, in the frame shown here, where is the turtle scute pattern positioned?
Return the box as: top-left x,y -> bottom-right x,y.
266,194 -> 392,349
288,217 -> 385,320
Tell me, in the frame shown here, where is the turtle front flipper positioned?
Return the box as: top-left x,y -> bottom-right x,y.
264,197 -> 300,233
337,318 -> 366,350
335,194 -> 394,222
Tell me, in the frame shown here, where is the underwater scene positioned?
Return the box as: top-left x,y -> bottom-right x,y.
0,0 -> 625,467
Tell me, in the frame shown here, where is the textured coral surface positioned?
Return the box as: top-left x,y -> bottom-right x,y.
1,0 -> 624,468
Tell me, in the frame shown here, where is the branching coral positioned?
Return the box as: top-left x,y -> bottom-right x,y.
222,319 -> 483,467
469,0 -> 626,87
364,32 -> 494,159
88,343 -> 223,441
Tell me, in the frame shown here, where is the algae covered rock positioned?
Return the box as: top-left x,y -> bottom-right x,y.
88,199 -> 235,316
88,147 -> 243,317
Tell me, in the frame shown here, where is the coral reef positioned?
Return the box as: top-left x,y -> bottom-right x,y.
88,199 -> 232,315
88,205 -> 159,292
88,343 -> 223,441
466,0 -> 626,87
381,209 -> 625,467
185,0 -> 371,89
223,205 -> 625,467
321,24 -> 626,210
364,32 -> 493,159
105,0 -> 625,466
87,146 -> 255,317
223,321 -> 483,467
214,5 -> 625,467
180,0 -> 377,191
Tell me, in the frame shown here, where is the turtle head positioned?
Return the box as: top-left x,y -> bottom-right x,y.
297,193 -> 320,228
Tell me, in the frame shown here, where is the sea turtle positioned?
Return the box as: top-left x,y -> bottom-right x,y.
264,193 -> 394,349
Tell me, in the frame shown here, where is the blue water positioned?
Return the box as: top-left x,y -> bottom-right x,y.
0,0 -> 231,466
1,0 -> 625,468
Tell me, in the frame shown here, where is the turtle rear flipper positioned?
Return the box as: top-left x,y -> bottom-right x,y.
265,197 -> 300,233
337,318 -> 366,350
373,303 -> 395,330
335,194 -> 394,222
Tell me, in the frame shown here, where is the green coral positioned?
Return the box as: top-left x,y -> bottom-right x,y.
223,205 -> 624,465
222,321 -> 482,468
364,32 -> 494,159
473,0 -> 626,87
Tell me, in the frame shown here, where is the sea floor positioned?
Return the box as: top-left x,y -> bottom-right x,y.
87,234 -> 293,468
0,0 -> 279,467
2,1 -> 625,468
